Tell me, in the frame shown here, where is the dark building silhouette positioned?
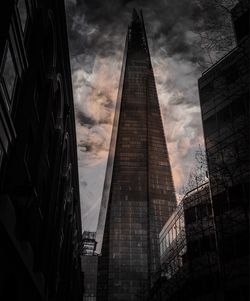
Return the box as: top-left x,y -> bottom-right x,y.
0,1 -> 83,300
80,231 -> 97,256
80,232 -> 98,301
149,183 -> 220,301
96,9 -> 176,301
82,256 -> 98,301
198,0 -> 249,299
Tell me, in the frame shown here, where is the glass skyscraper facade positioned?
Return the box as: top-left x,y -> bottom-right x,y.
96,10 -> 176,301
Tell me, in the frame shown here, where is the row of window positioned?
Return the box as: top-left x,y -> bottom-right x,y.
110,230 -> 148,237
199,56 -> 245,105
130,61 -> 147,67
120,124 -> 146,129
160,216 -> 185,255
187,234 -> 216,259
110,199 -> 147,205
110,247 -> 148,255
184,202 -> 212,224
118,152 -> 145,157
0,144 -> 3,169
111,240 -> 147,248
203,94 -> 249,137
161,253 -> 185,279
0,0 -> 29,111
1,44 -> 17,110
123,90 -> 147,96
109,254 -> 148,262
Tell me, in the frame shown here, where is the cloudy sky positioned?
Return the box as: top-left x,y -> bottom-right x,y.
64,0 -> 235,231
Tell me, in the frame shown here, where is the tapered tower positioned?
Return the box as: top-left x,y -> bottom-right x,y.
96,10 -> 176,300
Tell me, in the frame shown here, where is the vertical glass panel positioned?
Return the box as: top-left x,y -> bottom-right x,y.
2,46 -> 16,103
0,145 -> 3,168
33,86 -> 40,121
17,0 -> 28,32
203,114 -> 217,136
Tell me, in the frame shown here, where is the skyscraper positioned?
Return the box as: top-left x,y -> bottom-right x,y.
96,10 -> 176,300
80,232 -> 98,301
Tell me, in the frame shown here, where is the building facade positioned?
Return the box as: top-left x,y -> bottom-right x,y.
149,183 -> 220,301
80,231 -> 97,256
96,9 -> 176,301
198,0 -> 249,299
80,231 -> 98,301
0,1 -> 83,300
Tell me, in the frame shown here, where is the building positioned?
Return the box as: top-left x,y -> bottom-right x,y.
182,183 -> 219,300
149,182 -> 220,301
198,0 -> 249,299
80,231 -> 97,256
0,1 -> 83,300
81,256 -> 98,301
96,9 -> 176,300
80,232 -> 98,301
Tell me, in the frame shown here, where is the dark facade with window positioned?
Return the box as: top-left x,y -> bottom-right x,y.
0,1 -> 83,300
96,9 -> 176,301
80,232 -> 98,301
149,183 -> 220,301
198,0 -> 249,299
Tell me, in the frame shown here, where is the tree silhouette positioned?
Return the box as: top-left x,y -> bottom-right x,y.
194,0 -> 237,68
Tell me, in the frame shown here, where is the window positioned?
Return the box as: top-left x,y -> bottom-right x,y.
217,105 -> 231,128
185,207 -> 196,224
47,127 -> 54,165
203,114 -> 217,136
2,46 -> 17,106
0,144 -> 3,168
199,81 -> 214,104
24,142 -> 32,179
196,204 -> 208,219
24,128 -> 34,179
231,99 -> 245,120
33,86 -> 40,121
53,75 -> 64,130
234,10 -> 249,43
225,65 -> 239,84
17,0 -> 28,33
43,11 -> 57,72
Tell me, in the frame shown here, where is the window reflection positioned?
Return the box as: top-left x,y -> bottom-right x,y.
0,145 -> 3,168
17,0 -> 28,33
2,46 -> 16,103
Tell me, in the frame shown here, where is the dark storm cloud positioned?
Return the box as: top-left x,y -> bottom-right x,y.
66,0 -> 233,64
77,110 -> 96,126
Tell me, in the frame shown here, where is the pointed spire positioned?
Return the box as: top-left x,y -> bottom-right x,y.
132,8 -> 141,24
127,8 -> 150,56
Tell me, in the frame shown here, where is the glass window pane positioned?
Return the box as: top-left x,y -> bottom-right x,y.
203,114 -> 217,136
0,145 -> 3,168
17,0 -> 28,32
3,47 -> 16,102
